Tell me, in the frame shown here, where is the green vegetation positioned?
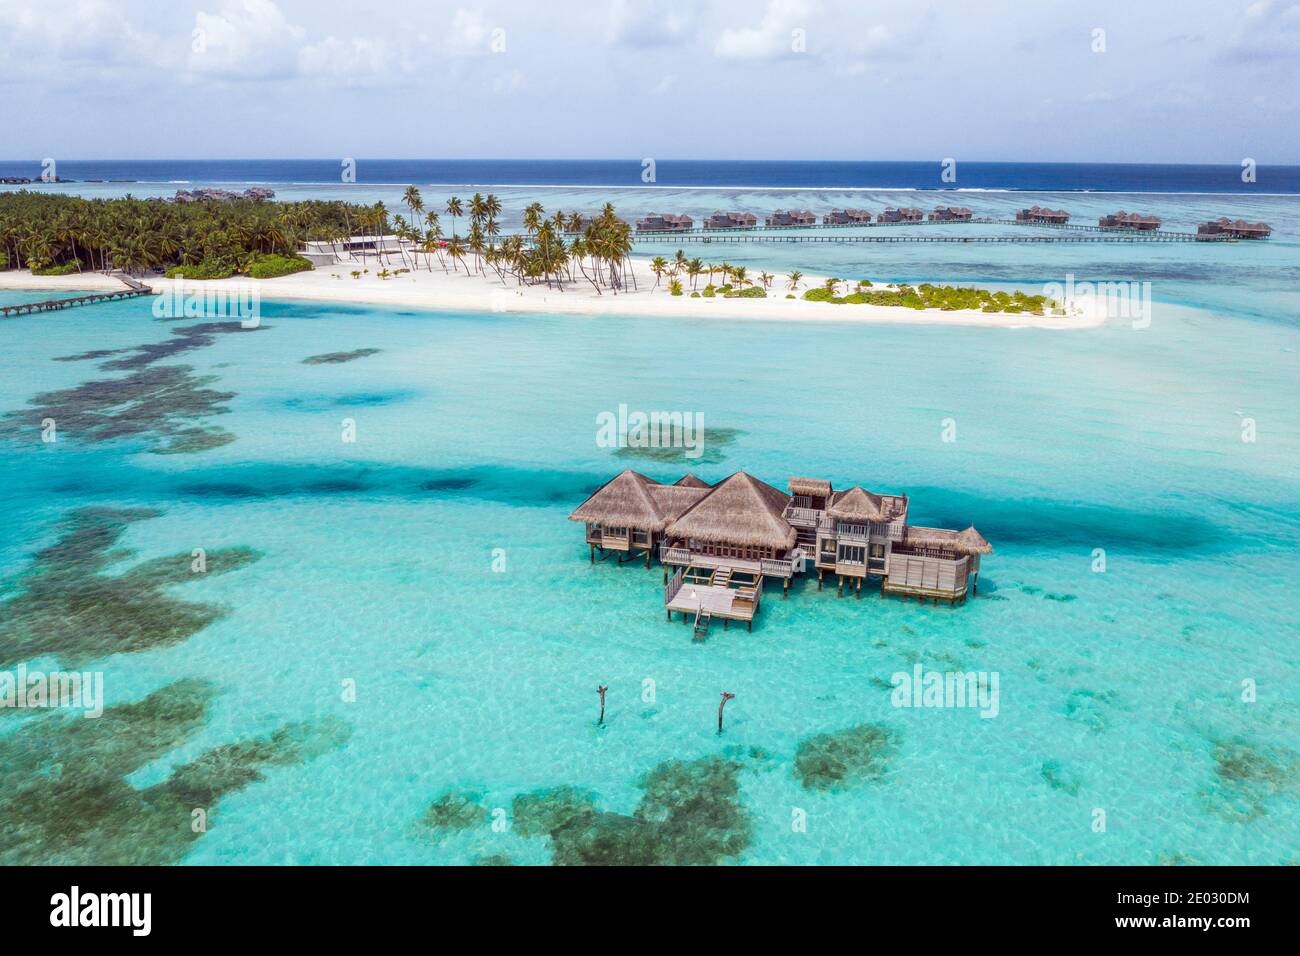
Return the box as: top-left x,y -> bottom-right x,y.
165,261 -> 234,280
31,259 -> 82,276
0,191 -> 360,276
247,253 -> 312,279
803,282 -> 1057,315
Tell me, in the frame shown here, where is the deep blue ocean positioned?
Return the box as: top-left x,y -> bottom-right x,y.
2,159 -> 1299,193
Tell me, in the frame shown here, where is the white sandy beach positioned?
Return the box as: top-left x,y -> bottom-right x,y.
0,256 -> 1107,330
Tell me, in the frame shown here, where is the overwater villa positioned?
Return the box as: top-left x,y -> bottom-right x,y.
824,208 -> 873,224
570,470 -> 991,637
1015,206 -> 1071,225
765,209 -> 817,227
704,211 -> 759,229
635,212 -> 694,232
1197,217 -> 1272,240
879,207 -> 924,223
930,206 -> 974,222
1099,210 -> 1161,231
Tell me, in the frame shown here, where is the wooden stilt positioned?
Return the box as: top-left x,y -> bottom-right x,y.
837,576 -> 843,597
817,570 -> 823,591
589,544 -> 594,563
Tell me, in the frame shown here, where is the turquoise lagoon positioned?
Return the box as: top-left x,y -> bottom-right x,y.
1,189 -> 1298,865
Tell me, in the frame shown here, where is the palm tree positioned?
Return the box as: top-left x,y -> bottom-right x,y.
650,256 -> 668,289
445,196 -> 463,239
787,270 -> 803,291
759,271 -> 773,289
403,186 -> 424,266
445,235 -> 470,276
824,277 -> 841,296
686,258 -> 703,290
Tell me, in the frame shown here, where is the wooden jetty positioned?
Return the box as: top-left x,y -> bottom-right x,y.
0,271 -> 152,318
571,470 -> 991,635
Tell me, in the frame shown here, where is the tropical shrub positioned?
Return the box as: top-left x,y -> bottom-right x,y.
247,254 -> 312,279
802,283 -> 1053,314
32,259 -> 82,276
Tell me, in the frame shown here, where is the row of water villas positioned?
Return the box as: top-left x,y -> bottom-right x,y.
570,470 -> 991,638
634,207 -> 1273,238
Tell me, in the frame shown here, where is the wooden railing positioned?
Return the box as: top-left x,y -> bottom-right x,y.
783,505 -> 823,525
659,544 -> 692,564
760,552 -> 801,577
664,567 -> 685,605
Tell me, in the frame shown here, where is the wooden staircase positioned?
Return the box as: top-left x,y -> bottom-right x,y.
712,567 -> 733,589
693,608 -> 712,642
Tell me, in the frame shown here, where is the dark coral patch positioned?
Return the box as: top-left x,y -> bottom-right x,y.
511,786 -> 597,839
508,756 -> 751,865
615,426 -> 743,465
302,348 -> 382,365
0,507 -> 261,668
421,789 -> 487,832
10,318 -> 263,454
2,364 -> 237,455
1200,739 -> 1298,822
1040,759 -> 1082,796
794,723 -> 900,791
0,680 -> 350,865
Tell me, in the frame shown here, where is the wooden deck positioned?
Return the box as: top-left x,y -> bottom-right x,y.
0,272 -> 153,318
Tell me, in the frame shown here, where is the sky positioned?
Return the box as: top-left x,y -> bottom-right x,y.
1,0 -> 1298,163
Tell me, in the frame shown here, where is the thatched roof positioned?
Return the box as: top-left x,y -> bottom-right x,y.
666,472 -> 795,550
956,526 -> 992,554
674,473 -> 712,488
903,525 -> 993,555
828,486 -> 892,522
788,477 -> 831,496
648,484 -> 711,519
568,469 -> 667,531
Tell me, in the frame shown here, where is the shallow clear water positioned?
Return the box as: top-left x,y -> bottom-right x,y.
2,191 -> 1298,865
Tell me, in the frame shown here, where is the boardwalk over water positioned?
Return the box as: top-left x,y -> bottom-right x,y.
633,217 -> 1227,245
0,271 -> 153,318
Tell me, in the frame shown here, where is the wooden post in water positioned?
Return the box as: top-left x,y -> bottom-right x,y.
717,691 -> 735,734
597,685 -> 607,726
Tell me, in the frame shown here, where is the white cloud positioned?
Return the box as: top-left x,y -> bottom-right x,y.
189,0 -> 304,79
298,36 -> 394,82
446,8 -> 493,56
714,0 -> 813,60
0,0 -> 160,70
607,0 -> 692,48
